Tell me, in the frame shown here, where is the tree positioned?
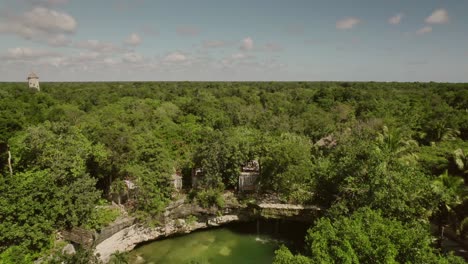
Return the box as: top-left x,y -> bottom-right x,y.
125,130 -> 173,218
373,126 -> 419,168
305,208 -> 464,264
109,251 -> 129,264
1,122 -> 103,259
453,148 -> 467,178
260,133 -> 314,203
1,171 -> 60,255
432,171 -> 467,243
315,127 -> 435,222
273,245 -> 312,264
193,128 -> 260,190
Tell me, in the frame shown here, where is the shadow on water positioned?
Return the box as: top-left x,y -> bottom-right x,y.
129,220 -> 310,264
228,220 -> 310,253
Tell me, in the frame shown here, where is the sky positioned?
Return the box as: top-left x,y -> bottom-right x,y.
0,0 -> 467,82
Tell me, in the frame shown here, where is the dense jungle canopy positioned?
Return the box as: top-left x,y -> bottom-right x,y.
0,82 -> 467,263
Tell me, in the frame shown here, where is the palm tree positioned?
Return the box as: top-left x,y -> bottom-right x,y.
432,171 -> 466,245
441,128 -> 460,142
453,148 -> 467,178
374,126 -> 418,168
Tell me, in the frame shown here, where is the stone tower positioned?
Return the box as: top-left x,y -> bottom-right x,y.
27,72 -> 40,91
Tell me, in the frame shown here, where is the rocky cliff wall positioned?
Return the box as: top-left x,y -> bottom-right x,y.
94,197 -> 321,263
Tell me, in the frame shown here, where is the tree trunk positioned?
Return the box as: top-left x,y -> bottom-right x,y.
7,148 -> 12,175
436,203 -> 447,248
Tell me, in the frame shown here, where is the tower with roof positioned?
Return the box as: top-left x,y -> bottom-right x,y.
27,72 -> 40,91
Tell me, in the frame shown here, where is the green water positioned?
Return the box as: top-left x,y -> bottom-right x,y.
128,227 -> 279,264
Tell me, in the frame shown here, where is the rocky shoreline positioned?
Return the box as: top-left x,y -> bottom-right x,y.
95,214 -> 248,263
93,195 -> 320,263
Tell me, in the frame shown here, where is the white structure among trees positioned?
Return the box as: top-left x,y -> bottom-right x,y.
239,160 -> 260,192
27,72 -> 40,91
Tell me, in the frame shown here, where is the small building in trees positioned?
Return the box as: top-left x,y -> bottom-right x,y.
110,179 -> 137,205
315,135 -> 336,148
172,169 -> 183,191
27,72 -> 40,91
239,160 -> 259,192
191,168 -> 203,188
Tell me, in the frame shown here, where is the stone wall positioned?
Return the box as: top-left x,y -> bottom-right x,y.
95,217 -> 136,245
61,227 -> 94,248
95,214 -> 248,263
93,198 -> 321,263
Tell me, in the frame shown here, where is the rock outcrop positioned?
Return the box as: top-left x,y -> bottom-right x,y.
94,195 -> 321,263
95,214 -> 246,263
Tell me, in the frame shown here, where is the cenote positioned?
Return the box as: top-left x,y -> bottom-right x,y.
129,220 -> 309,264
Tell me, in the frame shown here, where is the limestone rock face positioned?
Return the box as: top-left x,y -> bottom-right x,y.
207,215 -> 240,226
94,196 -> 320,263
95,215 -> 243,263
62,243 -> 76,255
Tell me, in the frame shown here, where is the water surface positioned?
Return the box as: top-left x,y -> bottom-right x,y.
129,227 -> 279,264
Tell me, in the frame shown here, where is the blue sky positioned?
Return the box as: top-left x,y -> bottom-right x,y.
0,0 -> 467,81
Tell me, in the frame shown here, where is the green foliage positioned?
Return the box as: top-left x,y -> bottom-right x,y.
0,82 -> 467,261
305,208 -> 463,264
194,128 -> 260,189
191,188 -> 225,208
460,217 -> 468,239
186,215 -> 198,225
260,133 -> 314,203
432,171 -> 466,210
0,245 -> 37,264
453,148 -> 468,176
273,245 -> 312,264
84,207 -> 121,231
419,140 -> 468,176
0,122 -> 101,258
49,247 -> 102,264
109,251 -> 129,264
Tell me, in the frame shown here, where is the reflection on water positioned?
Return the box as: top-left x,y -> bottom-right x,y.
129,227 -> 279,264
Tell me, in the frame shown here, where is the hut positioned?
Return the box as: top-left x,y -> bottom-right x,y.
315,135 -> 337,148
27,72 -> 40,91
191,168 -> 203,188
239,160 -> 259,192
110,179 -> 136,205
172,169 -> 183,191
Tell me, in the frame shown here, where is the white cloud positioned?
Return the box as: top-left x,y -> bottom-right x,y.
262,43 -> 283,52
164,51 -> 188,63
21,7 -> 75,33
1,47 -> 60,60
231,53 -> 247,60
122,52 -> 144,63
45,0 -> 69,4
29,0 -> 69,5
416,26 -> 432,35
388,13 -> 403,25
76,51 -> 100,61
66,52 -> 117,66
0,7 -> 77,44
48,34 -> 72,47
425,9 -> 449,24
221,52 -> 256,67
103,58 -> 119,66
240,37 -> 254,51
75,40 -> 123,53
124,33 -> 142,46
203,40 -> 227,48
336,17 -> 360,30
